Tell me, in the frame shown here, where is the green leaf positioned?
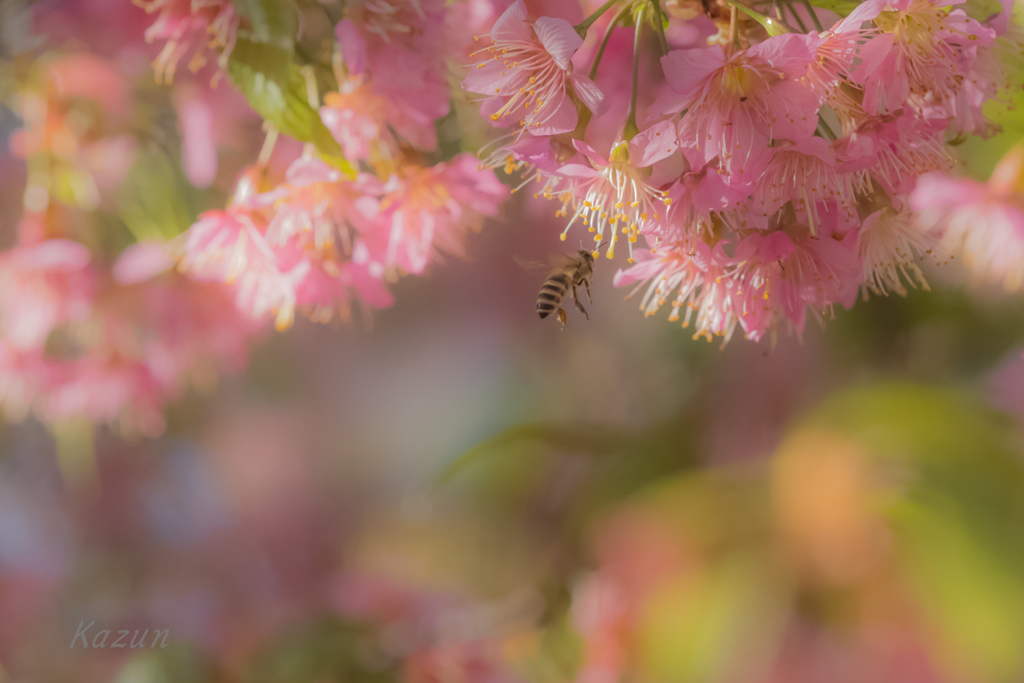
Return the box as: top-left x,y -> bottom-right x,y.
117,149 -> 194,243
227,39 -> 353,175
806,0 -> 860,17
728,1 -> 794,35
232,0 -> 297,50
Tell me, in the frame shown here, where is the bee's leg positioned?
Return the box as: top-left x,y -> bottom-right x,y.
572,286 -> 589,319
557,308 -> 568,329
584,278 -> 592,303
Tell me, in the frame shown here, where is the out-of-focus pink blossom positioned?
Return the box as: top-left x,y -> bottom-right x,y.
912,143 -> 1024,290
370,154 -> 508,274
857,206 -> 938,296
336,0 -> 451,136
321,77 -> 438,160
0,235 -> 255,435
0,239 -> 95,350
135,0 -> 238,83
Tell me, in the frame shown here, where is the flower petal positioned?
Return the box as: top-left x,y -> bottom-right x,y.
462,59 -> 532,95
555,163 -> 600,179
533,16 -> 582,70
491,0 -> 531,43
531,90 -> 578,136
628,120 -> 680,168
569,73 -> 607,115
572,138 -> 609,167
661,46 -> 726,98
746,34 -> 815,78
762,80 -> 819,142
335,19 -> 367,75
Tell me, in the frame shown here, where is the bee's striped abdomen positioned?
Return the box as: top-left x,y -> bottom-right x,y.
536,271 -> 570,319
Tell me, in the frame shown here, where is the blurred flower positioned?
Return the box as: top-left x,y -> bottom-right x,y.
911,143 -> 1024,290
135,0 -> 238,83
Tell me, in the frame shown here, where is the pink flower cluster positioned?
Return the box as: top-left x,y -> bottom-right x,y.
180,153 -> 505,330
0,240 -> 252,436
912,142 -> 1024,291
0,43 -> 253,435
172,0 -> 508,330
135,0 -> 238,83
467,0 -> 1024,343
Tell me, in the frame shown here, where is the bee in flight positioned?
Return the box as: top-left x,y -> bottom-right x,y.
535,248 -> 600,329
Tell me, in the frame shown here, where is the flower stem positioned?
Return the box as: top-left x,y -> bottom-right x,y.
787,2 -> 809,32
728,5 -> 738,51
589,4 -> 630,79
651,0 -> 669,55
575,0 -> 619,37
257,125 -> 279,167
624,5 -> 645,140
800,0 -> 825,31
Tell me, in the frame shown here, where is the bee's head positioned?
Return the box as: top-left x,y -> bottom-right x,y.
579,242 -> 606,262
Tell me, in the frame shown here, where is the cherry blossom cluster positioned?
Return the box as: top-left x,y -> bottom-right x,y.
0,50 -> 253,435
165,0 -> 508,330
467,0 -> 1024,343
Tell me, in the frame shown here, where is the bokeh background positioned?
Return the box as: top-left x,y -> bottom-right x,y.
4,1 -> 1024,682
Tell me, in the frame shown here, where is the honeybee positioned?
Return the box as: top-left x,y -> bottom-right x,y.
536,249 -> 598,329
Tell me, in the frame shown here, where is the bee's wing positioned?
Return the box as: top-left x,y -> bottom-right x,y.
514,253 -> 573,273
513,255 -> 548,272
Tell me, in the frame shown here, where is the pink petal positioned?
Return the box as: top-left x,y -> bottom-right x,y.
628,120 -> 679,168
569,73 -> 607,115
477,97 -> 513,127
648,85 -> 692,120
335,19 -> 367,75
533,16 -> 582,70
491,0 -> 531,43
284,156 -> 342,186
113,242 -> 173,285
532,90 -> 578,136
463,60 -> 532,97
747,34 -> 815,78
910,173 -> 985,211
837,0 -> 887,30
555,163 -> 600,179
178,97 -> 217,189
572,139 -> 609,167
661,46 -> 726,97
786,135 -> 836,165
762,80 -> 819,142
20,239 -> 92,270
849,32 -> 895,83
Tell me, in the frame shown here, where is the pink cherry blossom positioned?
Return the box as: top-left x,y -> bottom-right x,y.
912,144 -> 1024,290
463,0 -> 606,136
320,77 -> 438,161
0,239 -> 95,350
841,0 -> 996,115
836,113 -> 951,196
753,137 -> 857,235
336,0 -> 451,136
135,0 -> 238,83
370,153 -> 507,274
730,227 -> 861,341
653,36 -> 820,178
553,120 -> 679,260
857,205 -> 939,296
